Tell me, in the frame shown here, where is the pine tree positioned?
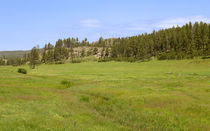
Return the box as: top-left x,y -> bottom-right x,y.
70,47 -> 74,61
81,48 -> 85,58
105,47 -> 109,57
29,47 -> 39,69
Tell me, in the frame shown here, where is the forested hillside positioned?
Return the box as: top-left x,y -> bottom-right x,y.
109,22 -> 210,61
0,22 -> 210,66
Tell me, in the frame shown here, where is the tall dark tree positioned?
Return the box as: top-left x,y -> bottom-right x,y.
81,48 -> 85,58
29,47 -> 39,69
105,47 -> 109,57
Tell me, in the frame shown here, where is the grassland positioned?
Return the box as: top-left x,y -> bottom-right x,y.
0,59 -> 210,131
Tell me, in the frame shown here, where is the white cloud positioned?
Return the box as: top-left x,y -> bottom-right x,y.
80,19 -> 101,28
122,16 -> 210,32
123,24 -> 151,31
155,16 -> 210,28
79,16 -> 210,41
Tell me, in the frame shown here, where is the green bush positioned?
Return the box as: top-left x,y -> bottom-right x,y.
98,57 -> 112,62
61,80 -> 73,88
17,68 -> 27,74
71,59 -> 82,63
83,56 -> 98,62
127,57 -> 137,62
80,96 -> 90,102
167,51 -> 176,60
202,56 -> 210,59
55,61 -> 65,64
157,52 -> 168,60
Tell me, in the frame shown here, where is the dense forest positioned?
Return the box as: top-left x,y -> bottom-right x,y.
0,22 -> 210,67
109,22 -> 210,61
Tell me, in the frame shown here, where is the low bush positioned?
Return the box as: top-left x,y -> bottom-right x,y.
55,61 -> 65,64
127,57 -> 137,62
202,56 -> 210,59
98,57 -> 112,62
71,59 -> 82,63
61,80 -> 73,88
17,68 -> 27,74
80,96 -> 90,102
157,52 -> 168,60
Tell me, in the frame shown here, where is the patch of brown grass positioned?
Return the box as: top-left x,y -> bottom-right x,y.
14,95 -> 42,101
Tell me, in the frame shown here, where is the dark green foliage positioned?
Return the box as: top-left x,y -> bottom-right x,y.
81,48 -> 86,58
29,47 -> 39,69
61,80 -> 73,88
69,47 -> 74,61
17,68 -> 27,74
93,47 -> 98,55
87,49 -> 92,56
157,52 -> 168,60
71,59 -> 82,63
109,22 -> 210,61
14,58 -> 26,66
105,48 -> 109,57
80,96 -> 90,102
3,22 -> 210,66
202,56 -> 210,59
98,57 -> 112,62
0,55 -> 27,66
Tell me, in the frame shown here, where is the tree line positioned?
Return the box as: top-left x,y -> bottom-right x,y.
0,22 -> 209,67
108,22 -> 210,61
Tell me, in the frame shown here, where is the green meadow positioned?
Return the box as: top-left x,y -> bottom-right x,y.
0,59 -> 210,131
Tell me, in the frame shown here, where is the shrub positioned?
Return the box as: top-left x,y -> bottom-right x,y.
157,52 -> 168,60
55,60 -> 65,64
86,50 -> 92,56
17,68 -> 27,74
61,80 -> 73,88
202,56 -> 210,59
71,59 -> 82,63
83,56 -> 98,62
127,57 -> 137,62
98,57 -> 112,62
80,96 -> 89,102
167,51 -> 176,60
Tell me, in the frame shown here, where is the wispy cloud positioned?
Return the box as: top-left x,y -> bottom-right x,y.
80,19 -> 102,28
120,16 -> 210,32
155,16 -> 210,28
79,16 -> 210,41
123,23 -> 152,31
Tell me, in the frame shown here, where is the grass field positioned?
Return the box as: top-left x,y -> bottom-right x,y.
0,59 -> 210,131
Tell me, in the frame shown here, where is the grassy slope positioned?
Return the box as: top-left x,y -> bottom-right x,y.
0,50 -> 30,58
0,59 -> 209,131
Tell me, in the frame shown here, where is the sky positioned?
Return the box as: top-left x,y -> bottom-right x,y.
0,0 -> 210,51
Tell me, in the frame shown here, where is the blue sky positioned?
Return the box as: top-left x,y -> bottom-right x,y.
0,0 -> 210,51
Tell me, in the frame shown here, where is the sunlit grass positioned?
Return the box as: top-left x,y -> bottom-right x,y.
0,59 -> 209,130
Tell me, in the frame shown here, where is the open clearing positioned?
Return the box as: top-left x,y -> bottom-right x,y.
0,59 -> 210,131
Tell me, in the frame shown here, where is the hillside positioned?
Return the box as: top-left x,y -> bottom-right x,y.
0,50 -> 29,58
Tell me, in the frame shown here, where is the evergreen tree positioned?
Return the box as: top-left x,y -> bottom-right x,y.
70,47 -> 74,61
81,48 -> 85,58
29,47 -> 39,69
41,44 -> 48,63
105,47 -> 109,57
